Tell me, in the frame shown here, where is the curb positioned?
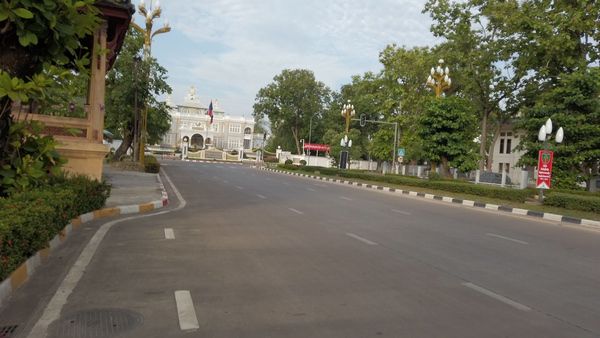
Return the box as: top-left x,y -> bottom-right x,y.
0,173 -> 169,308
260,167 -> 600,230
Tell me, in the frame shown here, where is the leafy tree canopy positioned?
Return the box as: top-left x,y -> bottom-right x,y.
253,69 -> 331,155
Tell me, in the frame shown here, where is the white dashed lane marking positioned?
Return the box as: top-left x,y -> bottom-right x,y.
164,228 -> 175,239
346,233 -> 378,245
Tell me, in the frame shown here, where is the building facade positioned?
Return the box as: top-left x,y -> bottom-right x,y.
161,87 -> 255,151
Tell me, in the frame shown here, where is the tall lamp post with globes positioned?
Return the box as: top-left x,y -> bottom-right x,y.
341,100 -> 356,133
425,59 -> 452,172
536,118 -> 564,202
130,0 -> 171,165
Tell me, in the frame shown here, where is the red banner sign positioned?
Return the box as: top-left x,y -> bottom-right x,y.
536,150 -> 553,189
304,143 -> 331,151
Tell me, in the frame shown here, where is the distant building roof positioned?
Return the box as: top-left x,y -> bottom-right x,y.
177,86 -> 208,109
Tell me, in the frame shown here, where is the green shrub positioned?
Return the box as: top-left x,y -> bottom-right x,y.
285,159 -> 293,165
298,166 -> 324,173
428,172 -> 442,181
47,173 -> 112,216
145,162 -> 160,173
264,157 -> 279,163
0,174 -> 111,280
145,155 -> 158,164
319,168 -> 340,175
545,192 -> 600,213
299,160 -> 307,166
283,164 -> 300,170
143,155 -> 160,173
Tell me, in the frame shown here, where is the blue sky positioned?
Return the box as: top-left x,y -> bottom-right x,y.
134,0 -> 440,117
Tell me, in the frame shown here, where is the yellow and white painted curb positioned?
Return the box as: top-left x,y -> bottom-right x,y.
0,174 -> 169,307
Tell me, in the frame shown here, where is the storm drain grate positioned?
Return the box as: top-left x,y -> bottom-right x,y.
0,325 -> 18,338
49,308 -> 143,337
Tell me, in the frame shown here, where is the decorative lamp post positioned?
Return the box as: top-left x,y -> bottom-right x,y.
536,118 -> 564,201
341,100 -> 356,133
130,0 -> 171,165
425,59 -> 451,173
426,59 -> 451,99
339,135 -> 352,170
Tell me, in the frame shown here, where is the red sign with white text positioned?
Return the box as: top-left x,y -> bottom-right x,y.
536,150 -> 553,189
304,143 -> 331,151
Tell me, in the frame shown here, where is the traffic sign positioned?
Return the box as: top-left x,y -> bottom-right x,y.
398,156 -> 404,163
398,149 -> 405,156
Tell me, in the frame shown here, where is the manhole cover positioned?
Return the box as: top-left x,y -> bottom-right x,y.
0,325 -> 18,337
49,308 -> 143,337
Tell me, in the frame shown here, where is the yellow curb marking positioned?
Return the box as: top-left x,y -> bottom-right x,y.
39,246 -> 51,260
10,264 -> 28,291
93,207 -> 120,218
139,203 -> 154,212
71,217 -> 82,228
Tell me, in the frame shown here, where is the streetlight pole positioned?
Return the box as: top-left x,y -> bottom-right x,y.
308,112 -> 318,166
425,59 -> 451,173
132,56 -> 141,162
341,100 -> 356,133
537,118 -> 564,202
130,0 -> 171,165
340,135 -> 352,170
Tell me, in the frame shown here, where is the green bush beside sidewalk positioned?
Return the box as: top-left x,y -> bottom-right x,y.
0,174 -> 111,280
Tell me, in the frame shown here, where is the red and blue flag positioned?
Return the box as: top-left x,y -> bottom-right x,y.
208,100 -> 213,124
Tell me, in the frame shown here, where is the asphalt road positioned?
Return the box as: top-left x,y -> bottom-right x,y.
4,161 -> 600,337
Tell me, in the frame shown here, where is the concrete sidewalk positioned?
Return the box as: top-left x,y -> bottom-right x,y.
102,165 -> 167,208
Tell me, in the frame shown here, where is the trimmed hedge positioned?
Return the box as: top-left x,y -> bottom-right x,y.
0,175 -> 111,280
323,170 -> 534,202
144,155 -> 160,173
545,192 -> 600,213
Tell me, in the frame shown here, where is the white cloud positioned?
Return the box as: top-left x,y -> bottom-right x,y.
138,0 -> 437,116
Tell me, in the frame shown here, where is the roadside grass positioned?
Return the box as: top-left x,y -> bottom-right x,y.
274,168 -> 600,222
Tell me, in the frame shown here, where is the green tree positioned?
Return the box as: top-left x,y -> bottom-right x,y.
515,68 -> 600,190
0,0 -> 101,156
416,96 -> 480,177
253,69 -> 331,155
104,29 -> 172,162
378,45 -> 438,165
1,0 -> 103,195
424,0 -> 522,171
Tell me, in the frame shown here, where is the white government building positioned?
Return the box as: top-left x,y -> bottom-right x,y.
161,87 -> 255,152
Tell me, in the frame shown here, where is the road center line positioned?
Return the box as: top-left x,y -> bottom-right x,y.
391,209 -> 411,215
236,186 -> 244,190
257,195 -> 266,199
306,188 -> 316,191
289,208 -> 304,214
315,184 -> 327,187
175,290 -> 200,330
164,228 -> 175,239
346,233 -> 378,245
223,180 -> 228,184
283,182 -> 290,185
462,283 -> 531,311
340,196 -> 353,201
487,233 -> 529,245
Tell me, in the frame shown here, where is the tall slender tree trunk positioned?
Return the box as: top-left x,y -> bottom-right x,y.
441,156 -> 452,178
479,110 -> 489,171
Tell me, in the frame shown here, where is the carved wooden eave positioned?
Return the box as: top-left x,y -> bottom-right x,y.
93,0 -> 135,71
